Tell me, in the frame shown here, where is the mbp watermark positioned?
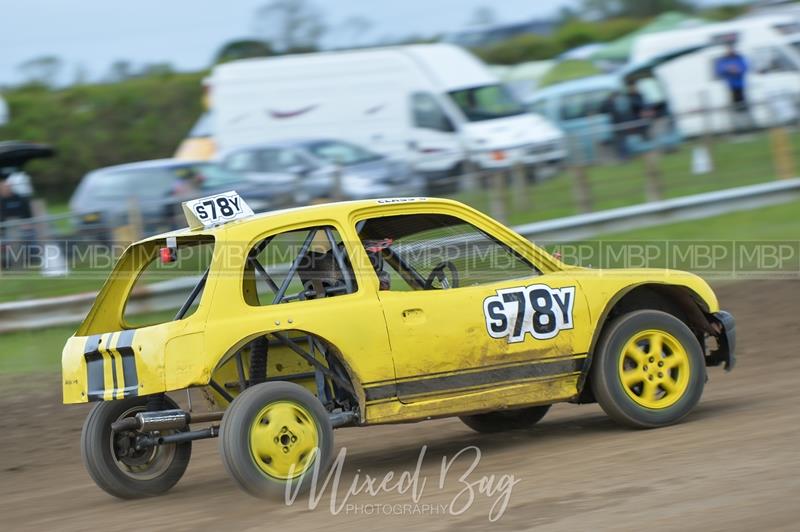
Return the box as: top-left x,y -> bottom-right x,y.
284,445 -> 519,522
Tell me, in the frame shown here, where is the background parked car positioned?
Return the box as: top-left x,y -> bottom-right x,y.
219,138 -> 425,201
69,159 -> 295,237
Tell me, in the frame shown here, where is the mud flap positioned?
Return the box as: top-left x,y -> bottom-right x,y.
707,311 -> 736,371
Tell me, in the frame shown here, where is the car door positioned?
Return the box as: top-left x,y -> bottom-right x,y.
409,92 -> 464,173
357,211 -> 591,404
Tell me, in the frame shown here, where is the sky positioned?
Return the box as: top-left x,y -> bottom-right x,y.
1,0 -> 576,85
1,0 -> 748,86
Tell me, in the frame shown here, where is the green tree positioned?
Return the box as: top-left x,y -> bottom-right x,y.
214,39 -> 274,64
17,56 -> 63,88
0,73 -> 205,200
253,0 -> 326,53
581,0 -> 695,20
474,34 -> 564,65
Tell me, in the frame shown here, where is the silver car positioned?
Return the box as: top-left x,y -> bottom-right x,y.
219,139 -> 425,202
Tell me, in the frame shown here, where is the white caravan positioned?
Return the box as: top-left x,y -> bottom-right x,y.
208,44 -> 566,186
631,16 -> 800,136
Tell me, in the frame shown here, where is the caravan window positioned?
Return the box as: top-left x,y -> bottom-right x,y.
411,93 -> 455,132
559,90 -> 611,120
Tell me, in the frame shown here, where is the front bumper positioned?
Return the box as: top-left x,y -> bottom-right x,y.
470,142 -> 567,170
707,311 -> 736,371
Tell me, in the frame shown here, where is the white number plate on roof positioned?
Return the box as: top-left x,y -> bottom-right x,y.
182,191 -> 254,229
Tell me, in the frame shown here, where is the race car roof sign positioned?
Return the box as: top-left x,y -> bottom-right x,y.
182,190 -> 254,229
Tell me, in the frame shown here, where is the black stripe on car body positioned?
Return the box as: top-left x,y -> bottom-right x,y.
116,329 -> 139,397
84,334 -> 104,402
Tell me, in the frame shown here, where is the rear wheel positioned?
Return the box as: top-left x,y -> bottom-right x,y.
81,395 -> 191,499
460,405 -> 551,433
219,381 -> 334,498
591,310 -> 705,429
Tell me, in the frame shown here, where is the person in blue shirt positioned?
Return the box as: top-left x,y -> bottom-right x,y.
715,44 -> 748,109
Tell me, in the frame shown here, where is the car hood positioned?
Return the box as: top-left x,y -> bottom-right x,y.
461,113 -> 564,151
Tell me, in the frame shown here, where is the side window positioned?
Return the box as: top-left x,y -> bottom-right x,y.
259,148 -> 303,172
244,226 -> 357,306
357,213 -> 538,291
225,151 -> 258,172
124,237 -> 215,327
751,47 -> 798,74
411,92 -> 455,132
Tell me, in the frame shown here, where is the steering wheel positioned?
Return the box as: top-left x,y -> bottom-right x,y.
424,261 -> 460,290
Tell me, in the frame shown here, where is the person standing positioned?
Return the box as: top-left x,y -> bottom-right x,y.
715,44 -> 749,129
601,81 -> 651,160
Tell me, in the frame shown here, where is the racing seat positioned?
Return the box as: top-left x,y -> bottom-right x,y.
297,250 -> 346,300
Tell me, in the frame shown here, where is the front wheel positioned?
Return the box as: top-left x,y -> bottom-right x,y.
219,381 -> 334,498
460,405 -> 551,433
81,395 -> 192,499
591,310 -> 705,429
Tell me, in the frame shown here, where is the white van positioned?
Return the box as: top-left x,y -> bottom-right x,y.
208,44 -> 566,187
0,94 -> 8,126
631,16 -> 800,136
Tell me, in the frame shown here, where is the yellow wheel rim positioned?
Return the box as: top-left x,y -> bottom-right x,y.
249,401 -> 319,480
618,329 -> 691,409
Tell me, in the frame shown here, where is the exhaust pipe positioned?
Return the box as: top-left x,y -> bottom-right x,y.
112,409 -> 225,432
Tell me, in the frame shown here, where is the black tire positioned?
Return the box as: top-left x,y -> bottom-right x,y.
219,381 -> 333,498
460,405 -> 551,433
81,395 -> 192,499
591,310 -> 705,429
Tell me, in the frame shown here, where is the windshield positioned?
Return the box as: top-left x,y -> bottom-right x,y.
448,84 -> 526,122
75,163 -> 242,202
304,140 -> 383,166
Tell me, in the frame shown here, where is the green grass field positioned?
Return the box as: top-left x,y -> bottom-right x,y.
454,131 -> 800,226
2,198 -> 797,375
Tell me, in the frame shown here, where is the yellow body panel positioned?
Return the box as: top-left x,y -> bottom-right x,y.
62,198 -> 720,426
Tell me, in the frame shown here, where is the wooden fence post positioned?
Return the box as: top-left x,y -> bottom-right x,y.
644,150 -> 664,202
489,170 -> 508,223
572,165 -> 593,214
510,162 -> 530,214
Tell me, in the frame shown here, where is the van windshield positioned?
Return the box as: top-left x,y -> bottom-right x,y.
448,84 -> 526,122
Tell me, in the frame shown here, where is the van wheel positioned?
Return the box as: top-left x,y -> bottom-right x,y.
591,310 -> 705,429
219,382 -> 334,498
460,405 -> 551,433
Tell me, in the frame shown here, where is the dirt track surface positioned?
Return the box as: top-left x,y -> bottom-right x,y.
2,281 -> 799,531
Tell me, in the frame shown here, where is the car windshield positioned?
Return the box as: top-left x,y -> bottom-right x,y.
448,84 -> 526,122
304,140 -> 383,166
76,163 -> 241,202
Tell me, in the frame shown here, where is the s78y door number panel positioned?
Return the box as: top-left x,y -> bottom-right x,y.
483,285 -> 575,342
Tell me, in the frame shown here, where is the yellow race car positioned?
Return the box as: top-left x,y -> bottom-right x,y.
62,193 -> 735,499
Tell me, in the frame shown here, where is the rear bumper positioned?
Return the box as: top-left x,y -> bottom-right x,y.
707,311 -> 736,371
